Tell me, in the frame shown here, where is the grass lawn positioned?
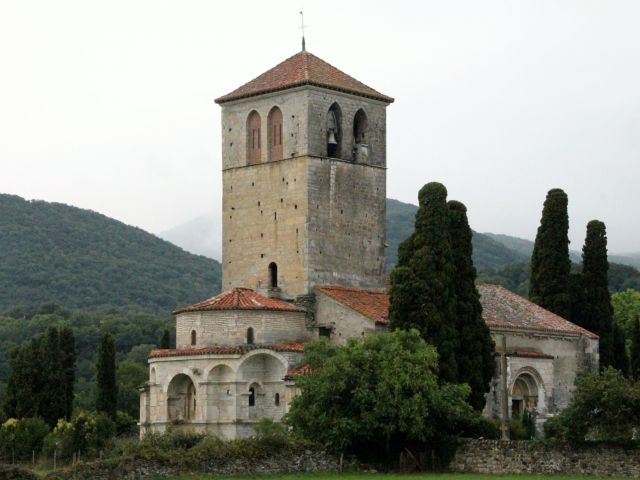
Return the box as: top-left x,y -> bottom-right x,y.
154,473 -> 628,480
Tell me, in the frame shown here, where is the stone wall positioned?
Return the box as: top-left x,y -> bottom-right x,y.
44,449 -> 350,480
176,310 -> 312,348
450,439 -> 640,477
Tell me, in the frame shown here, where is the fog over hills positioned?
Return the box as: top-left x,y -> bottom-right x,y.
157,198 -> 640,272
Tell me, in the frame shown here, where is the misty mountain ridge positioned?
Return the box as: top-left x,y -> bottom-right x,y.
158,198 -> 640,272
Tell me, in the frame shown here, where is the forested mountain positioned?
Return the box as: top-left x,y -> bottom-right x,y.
0,194 -> 221,314
385,199 -> 529,272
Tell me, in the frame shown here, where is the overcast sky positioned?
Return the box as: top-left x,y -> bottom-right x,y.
1,1 -> 639,253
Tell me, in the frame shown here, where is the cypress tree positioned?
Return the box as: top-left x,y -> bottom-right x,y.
611,321 -> 628,375
59,326 -> 76,419
580,220 -> 615,369
630,316 -> 640,381
160,329 -> 171,349
3,339 -> 42,419
96,332 -> 118,419
448,200 -> 495,410
39,326 -> 67,426
529,189 -> 572,319
389,182 -> 458,382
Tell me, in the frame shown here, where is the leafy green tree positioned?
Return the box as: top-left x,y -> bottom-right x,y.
59,326 -> 75,419
611,289 -> 640,338
160,329 -> 171,349
630,316 -> 640,381
96,332 -> 117,420
612,322 -> 628,376
116,361 -> 148,418
544,367 -> 640,443
580,220 -> 615,368
448,200 -> 495,410
389,182 -> 458,382
529,188 -> 572,319
286,331 -> 475,456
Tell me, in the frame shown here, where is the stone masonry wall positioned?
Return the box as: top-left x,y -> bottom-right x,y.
44,449 -> 351,480
176,310 -> 312,348
450,439 -> 640,477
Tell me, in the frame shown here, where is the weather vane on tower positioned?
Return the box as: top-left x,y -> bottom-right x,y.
299,11 -> 307,51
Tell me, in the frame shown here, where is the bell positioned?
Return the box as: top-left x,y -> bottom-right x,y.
327,130 -> 337,145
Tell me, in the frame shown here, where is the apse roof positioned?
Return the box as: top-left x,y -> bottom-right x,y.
172,288 -> 304,315
215,50 -> 394,104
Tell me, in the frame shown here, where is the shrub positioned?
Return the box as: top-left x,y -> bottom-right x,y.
459,415 -> 501,439
508,418 -> 530,440
546,368 -> 640,443
0,417 -> 50,461
42,411 -> 116,460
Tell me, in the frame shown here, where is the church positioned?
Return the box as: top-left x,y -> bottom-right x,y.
139,47 -> 598,439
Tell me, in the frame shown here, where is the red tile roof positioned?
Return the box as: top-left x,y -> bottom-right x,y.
172,288 -> 304,315
286,364 -> 312,378
478,284 -> 598,339
148,341 -> 305,359
316,284 -> 597,339
215,50 -> 394,104
316,285 -> 389,325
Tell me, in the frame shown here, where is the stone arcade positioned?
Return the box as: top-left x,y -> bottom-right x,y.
139,48 -> 598,438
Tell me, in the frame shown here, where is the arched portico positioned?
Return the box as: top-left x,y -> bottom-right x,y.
167,373 -> 197,423
237,351 -> 287,421
206,364 -> 236,422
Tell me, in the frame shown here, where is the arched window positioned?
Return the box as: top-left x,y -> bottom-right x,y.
268,262 -> 278,289
247,111 -> 261,164
190,330 -> 197,346
275,392 -> 280,406
248,387 -> 256,407
267,107 -> 283,161
326,103 -> 342,158
247,327 -> 254,345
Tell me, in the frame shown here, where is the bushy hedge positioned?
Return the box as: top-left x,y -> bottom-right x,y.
43,411 -> 116,460
544,368 -> 640,444
0,417 -> 50,461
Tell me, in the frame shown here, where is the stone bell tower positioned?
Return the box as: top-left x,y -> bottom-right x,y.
215,49 -> 393,300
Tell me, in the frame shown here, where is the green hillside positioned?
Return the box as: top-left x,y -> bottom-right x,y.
385,199 -> 529,272
0,194 -> 221,314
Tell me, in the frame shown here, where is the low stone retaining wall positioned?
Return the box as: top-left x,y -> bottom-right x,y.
450,439 -> 640,477
44,449 -> 349,480
0,464 -> 39,480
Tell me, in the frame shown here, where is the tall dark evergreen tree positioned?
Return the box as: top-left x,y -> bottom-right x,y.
529,189 -> 572,319
59,326 -> 76,419
160,329 -> 171,349
96,332 -> 118,419
39,326 -> 67,426
3,338 -> 42,419
611,322 -> 628,376
448,200 -> 495,410
630,316 -> 640,381
580,220 -> 615,369
389,182 -> 458,382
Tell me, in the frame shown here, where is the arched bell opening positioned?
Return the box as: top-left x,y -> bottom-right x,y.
352,108 -> 369,163
326,103 -> 342,159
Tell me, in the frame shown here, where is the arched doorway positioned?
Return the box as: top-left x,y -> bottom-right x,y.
511,372 -> 539,418
167,374 -> 197,423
